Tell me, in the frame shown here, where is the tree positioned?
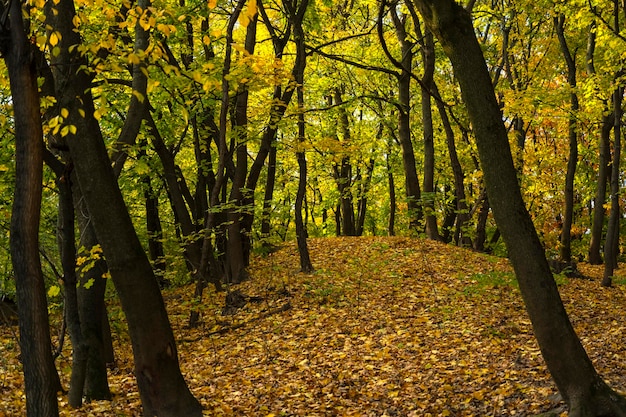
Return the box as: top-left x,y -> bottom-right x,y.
555,13 -> 580,265
288,0 -> 314,272
44,0 -> 203,413
411,1 -> 626,415
1,0 -> 60,414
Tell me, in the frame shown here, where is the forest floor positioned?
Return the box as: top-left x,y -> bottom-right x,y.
2,236 -> 626,416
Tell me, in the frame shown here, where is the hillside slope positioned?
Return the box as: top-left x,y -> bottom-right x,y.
2,236 -> 626,416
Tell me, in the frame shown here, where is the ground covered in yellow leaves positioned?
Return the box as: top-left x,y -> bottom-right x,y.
2,236 -> 626,416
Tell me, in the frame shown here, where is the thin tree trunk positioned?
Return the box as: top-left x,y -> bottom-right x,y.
420,29 -> 440,240
226,13 -> 257,282
145,178 -> 168,287
589,114 -> 612,264
260,143 -> 278,242
57,173 -> 88,408
386,150 -> 396,236
555,14 -> 579,265
289,0 -> 313,272
382,3 -> 422,230
356,157 -> 375,236
434,82 -> 471,246
586,17 -> 610,265
602,86 -> 623,287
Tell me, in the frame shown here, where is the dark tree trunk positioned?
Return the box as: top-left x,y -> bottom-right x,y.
419,29 -> 440,240
473,189 -> 490,252
382,3 -> 422,230
386,151 -> 396,236
413,2 -> 626,415
46,0 -> 202,413
145,178 -> 168,287
74,194 -> 112,401
602,86 -> 623,287
555,14 -> 579,265
226,14 -> 257,282
288,0 -> 313,272
333,89 -> 356,236
189,0 -> 247,328
3,2 -> 61,414
356,157 -> 375,237
589,114 -> 612,264
260,143 -> 278,242
57,172 -> 88,408
586,20 -> 610,266
147,114 -> 202,274
434,83 -> 471,247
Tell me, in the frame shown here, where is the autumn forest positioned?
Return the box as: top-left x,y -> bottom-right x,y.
2,0 -> 626,416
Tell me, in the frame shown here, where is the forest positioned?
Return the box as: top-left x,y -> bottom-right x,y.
2,0 -> 626,415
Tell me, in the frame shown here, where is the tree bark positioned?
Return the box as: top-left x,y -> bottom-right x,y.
412,2 -> 626,415
3,1 -> 61,415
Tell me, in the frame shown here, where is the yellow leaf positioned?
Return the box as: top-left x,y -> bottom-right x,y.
60,108 -> 69,118
208,0 -> 217,8
49,32 -> 60,46
128,53 -> 140,65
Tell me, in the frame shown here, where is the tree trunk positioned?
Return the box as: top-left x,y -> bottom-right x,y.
383,3 -> 422,230
145,178 -> 168,287
555,14 -> 579,265
333,89 -> 357,236
57,172 -> 88,408
413,2 -> 626,415
386,150 -> 396,236
420,29 -> 440,240
434,82 -> 471,247
226,13 -> 257,282
589,114 -> 612,264
602,86 -> 623,287
4,1 -> 61,414
586,19 -> 610,265
74,195 -> 112,401
356,157 -> 375,237
289,0 -> 313,273
260,143 -> 278,242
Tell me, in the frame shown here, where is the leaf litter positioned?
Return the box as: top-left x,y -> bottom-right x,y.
2,236 -> 626,416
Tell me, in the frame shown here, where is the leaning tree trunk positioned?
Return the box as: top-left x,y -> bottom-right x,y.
46,0 -> 203,414
3,1 -> 60,414
413,2 -> 626,416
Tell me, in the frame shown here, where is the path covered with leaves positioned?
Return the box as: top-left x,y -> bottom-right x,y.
2,236 -> 626,416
